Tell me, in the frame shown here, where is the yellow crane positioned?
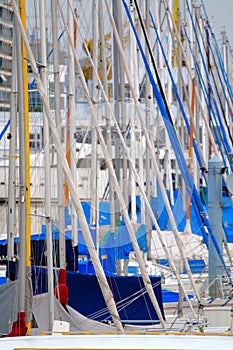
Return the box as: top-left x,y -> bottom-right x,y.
82,32 -> 112,81
81,19 -> 139,81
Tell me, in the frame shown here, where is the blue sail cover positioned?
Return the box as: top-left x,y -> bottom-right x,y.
98,223 -> 148,274
150,187 -> 203,234
31,266 -> 165,325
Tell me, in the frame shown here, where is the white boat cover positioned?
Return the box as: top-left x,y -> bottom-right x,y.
0,280 -> 114,335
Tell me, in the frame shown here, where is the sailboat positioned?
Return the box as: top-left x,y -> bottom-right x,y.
1,0 -> 233,348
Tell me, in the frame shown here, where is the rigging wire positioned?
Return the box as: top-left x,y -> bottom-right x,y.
193,11 -> 233,149
150,11 -> 206,184
200,0 -> 233,105
185,0 -> 232,168
127,0 -> 232,285
182,22 -> 231,172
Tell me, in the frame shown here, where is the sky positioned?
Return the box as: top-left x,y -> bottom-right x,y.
203,0 -> 233,47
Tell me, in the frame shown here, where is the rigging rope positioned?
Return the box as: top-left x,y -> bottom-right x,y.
182,24 -> 230,172
200,0 -> 233,106
150,13 -> 206,183
123,0 -> 232,284
185,0 -> 232,168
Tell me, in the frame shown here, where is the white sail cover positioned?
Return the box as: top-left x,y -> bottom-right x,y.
0,281 -> 114,335
32,293 -> 115,334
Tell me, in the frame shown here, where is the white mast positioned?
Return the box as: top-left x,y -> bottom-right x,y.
198,5 -> 209,173
16,0 -> 26,316
145,0 -> 153,259
90,0 -> 99,237
67,0 -> 78,249
39,0 -> 54,329
98,0 -> 115,233
165,0 -> 174,206
51,0 -> 66,270
112,0 -> 121,232
192,4 -> 200,189
7,18 -> 17,267
129,2 -> 137,224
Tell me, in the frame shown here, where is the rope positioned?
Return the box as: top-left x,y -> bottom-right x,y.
150,12 -> 206,182
185,0 -> 232,167
182,25 -> 229,171
125,0 -> 231,285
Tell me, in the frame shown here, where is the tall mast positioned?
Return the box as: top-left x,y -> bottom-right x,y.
7,14 -> 17,268
129,2 -> 137,224
113,0 -> 128,275
67,0 -> 78,252
90,0 -> 99,240
199,5 -> 209,170
98,0 -> 115,233
118,2 -> 127,209
112,0 -> 121,232
39,0 -> 54,329
16,0 -> 26,317
192,3 -> 200,189
13,0 -> 31,335
145,0 -> 152,259
90,0 -> 99,254
22,0 -> 31,333
51,0 -> 66,270
165,0 -> 174,206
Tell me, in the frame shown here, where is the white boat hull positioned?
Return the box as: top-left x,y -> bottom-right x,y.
2,333 -> 233,350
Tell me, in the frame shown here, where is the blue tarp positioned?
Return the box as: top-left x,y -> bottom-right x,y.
1,189 -> 233,275
151,187 -> 204,235
31,266 -> 165,325
98,223 -> 148,274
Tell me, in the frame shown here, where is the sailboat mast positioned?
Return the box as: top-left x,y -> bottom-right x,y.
16,0 -> 25,312
51,0 -> 66,270
22,0 -> 31,333
184,81 -> 195,234
208,156 -> 223,298
112,0 -> 121,230
166,0 -> 174,206
7,17 -> 17,266
90,0 -> 99,242
39,0 -> 54,329
145,0 -> 152,259
67,0 -> 78,250
14,0 -> 31,334
129,2 -> 137,224
192,3 -> 200,189
98,0 -> 115,233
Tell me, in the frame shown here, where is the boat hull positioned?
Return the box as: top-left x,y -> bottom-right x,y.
2,333 -> 233,350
